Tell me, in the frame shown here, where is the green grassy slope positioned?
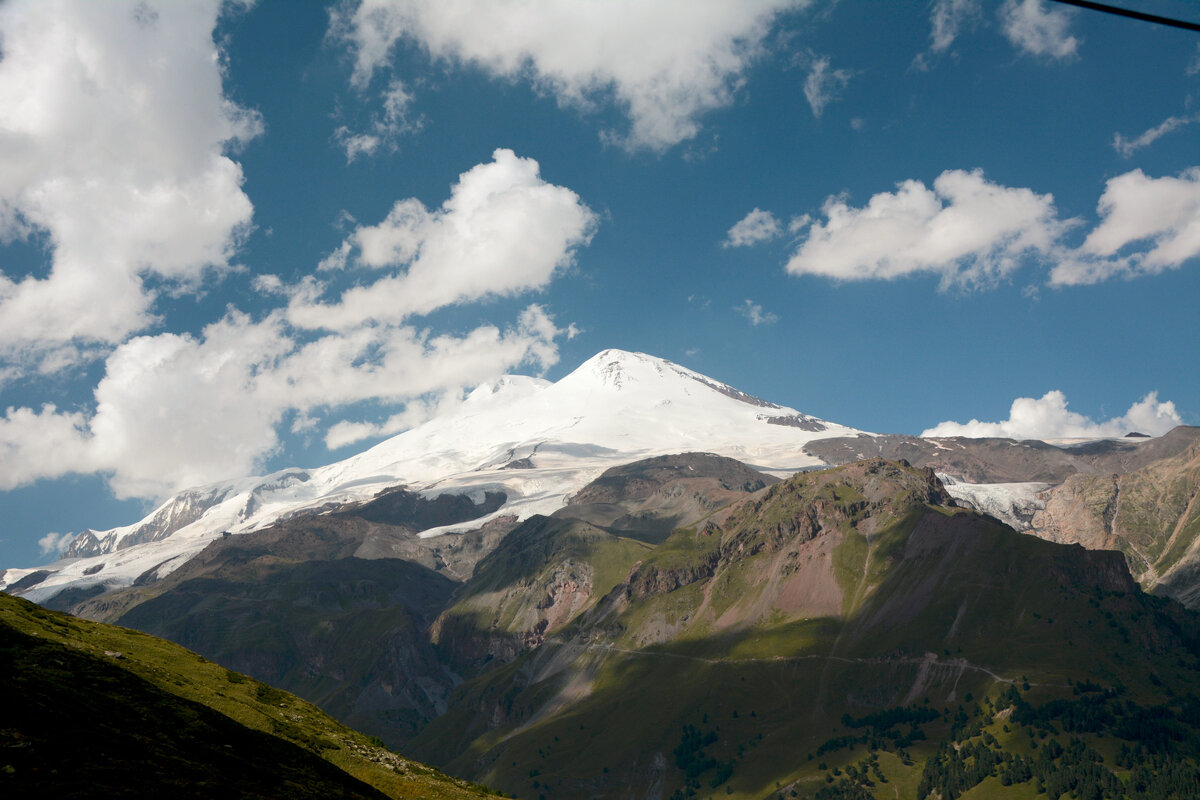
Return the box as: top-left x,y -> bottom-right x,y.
0,593 -> 502,800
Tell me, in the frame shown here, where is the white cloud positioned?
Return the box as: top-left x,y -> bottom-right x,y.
0,304 -> 571,499
913,0 -> 982,69
787,168 -> 1068,288
1112,116 -> 1196,158
333,128 -> 382,162
724,208 -> 782,248
324,396 -> 441,450
922,390 -> 1182,439
788,213 -> 813,233
999,0 -> 1079,60
777,165 -> 1200,289
37,532 -> 73,557
929,0 -> 982,53
330,0 -> 806,151
735,299 -> 779,326
0,0 -> 259,368
288,149 -> 597,330
334,78 -> 422,162
85,319 -> 290,498
0,404 -> 95,491
1051,167 -> 1200,285
803,54 -> 852,118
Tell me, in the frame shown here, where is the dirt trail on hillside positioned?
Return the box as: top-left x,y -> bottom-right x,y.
552,640 -> 1035,686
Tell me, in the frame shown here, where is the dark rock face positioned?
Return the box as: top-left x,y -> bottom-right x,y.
5,570 -> 52,593
60,530 -> 101,559
348,486 -> 507,530
64,485 -> 239,559
568,451 -> 775,506
762,413 -> 827,432
501,457 -> 535,469
627,554 -> 719,600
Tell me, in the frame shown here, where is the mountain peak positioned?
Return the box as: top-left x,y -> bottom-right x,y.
566,349 -> 781,411
568,349 -> 666,390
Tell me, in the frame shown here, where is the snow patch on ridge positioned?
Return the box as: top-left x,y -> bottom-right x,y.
938,473 -> 1049,531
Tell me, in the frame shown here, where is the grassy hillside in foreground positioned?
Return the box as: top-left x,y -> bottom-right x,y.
0,592 -> 503,800
409,461 -> 1200,799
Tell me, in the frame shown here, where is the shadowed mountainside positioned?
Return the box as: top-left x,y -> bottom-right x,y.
0,593 -> 502,800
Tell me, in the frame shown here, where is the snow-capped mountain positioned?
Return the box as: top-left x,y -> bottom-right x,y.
1,349 -> 868,604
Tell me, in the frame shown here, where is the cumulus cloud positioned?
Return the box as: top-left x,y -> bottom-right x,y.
786,168 -> 1068,288
1112,116 -> 1195,158
724,208 -> 782,248
0,0 -> 259,368
999,0 -> 1079,60
776,165 -> 1200,290
735,299 -> 778,326
289,149 -> 597,330
0,405 -> 95,491
0,304 -> 570,499
330,0 -> 806,151
803,54 -> 852,118
1052,167 -> 1200,285
922,390 -> 1182,440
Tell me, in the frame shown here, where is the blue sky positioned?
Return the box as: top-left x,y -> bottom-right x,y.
1,0 -> 1198,567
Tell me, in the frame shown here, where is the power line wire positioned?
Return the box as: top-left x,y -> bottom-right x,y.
1047,0 -> 1200,33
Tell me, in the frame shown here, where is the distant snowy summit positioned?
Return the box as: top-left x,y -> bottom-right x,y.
1,349 -> 867,604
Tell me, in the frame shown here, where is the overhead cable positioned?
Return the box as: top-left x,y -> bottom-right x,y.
1047,0 -> 1200,33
